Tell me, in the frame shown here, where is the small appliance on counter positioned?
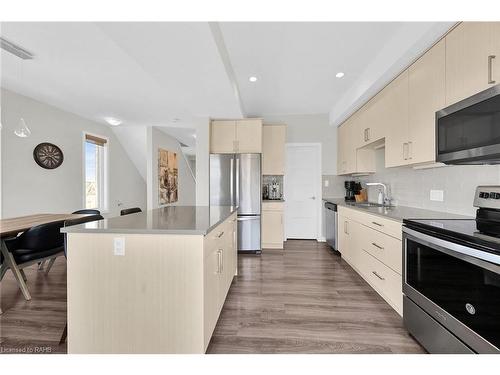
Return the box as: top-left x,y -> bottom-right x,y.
402,185 -> 500,353
344,180 -> 361,201
262,175 -> 283,200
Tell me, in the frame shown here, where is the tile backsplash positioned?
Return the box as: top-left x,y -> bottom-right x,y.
351,149 -> 500,217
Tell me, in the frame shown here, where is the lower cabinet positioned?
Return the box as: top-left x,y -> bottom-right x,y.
262,201 -> 284,249
337,207 -> 403,315
203,212 -> 237,351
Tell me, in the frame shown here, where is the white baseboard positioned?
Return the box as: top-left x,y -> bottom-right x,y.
317,237 -> 326,242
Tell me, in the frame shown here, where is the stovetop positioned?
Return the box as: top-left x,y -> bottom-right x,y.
404,218 -> 500,254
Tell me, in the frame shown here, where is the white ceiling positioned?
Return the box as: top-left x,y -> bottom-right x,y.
0,22 -> 242,129
1,21 -> 454,130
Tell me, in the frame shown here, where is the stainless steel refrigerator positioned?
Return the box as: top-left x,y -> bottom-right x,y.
210,153 -> 261,253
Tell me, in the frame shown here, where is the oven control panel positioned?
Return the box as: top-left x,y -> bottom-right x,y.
473,185 -> 500,209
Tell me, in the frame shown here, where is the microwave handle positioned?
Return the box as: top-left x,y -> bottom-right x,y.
488,55 -> 496,85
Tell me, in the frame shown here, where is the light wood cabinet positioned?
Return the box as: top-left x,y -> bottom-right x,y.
262,201 -> 284,249
445,22 -> 496,106
384,71 -> 410,168
337,206 -> 402,315
210,120 -> 236,153
262,124 -> 286,175
67,211 -> 237,354
337,114 -> 375,176
210,119 -> 263,153
408,39 -> 446,165
236,119 -> 263,153
336,22 -> 500,172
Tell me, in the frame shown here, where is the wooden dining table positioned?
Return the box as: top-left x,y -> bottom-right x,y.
0,213 -> 91,314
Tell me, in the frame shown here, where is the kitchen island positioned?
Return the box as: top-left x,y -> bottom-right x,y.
63,205 -> 238,354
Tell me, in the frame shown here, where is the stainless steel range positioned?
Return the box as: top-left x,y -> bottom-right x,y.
402,186 -> 500,353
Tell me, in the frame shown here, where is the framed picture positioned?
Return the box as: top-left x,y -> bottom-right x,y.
158,148 -> 178,205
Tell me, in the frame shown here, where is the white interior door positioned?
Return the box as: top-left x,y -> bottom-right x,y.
285,143 -> 321,239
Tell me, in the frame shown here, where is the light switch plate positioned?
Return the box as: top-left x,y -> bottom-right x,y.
114,237 -> 125,256
430,190 -> 444,202
324,179 -> 329,187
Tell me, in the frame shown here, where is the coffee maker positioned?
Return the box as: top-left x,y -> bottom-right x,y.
345,180 -> 361,201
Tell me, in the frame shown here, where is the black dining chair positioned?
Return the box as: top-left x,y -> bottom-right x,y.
72,209 -> 101,215
1,220 -> 66,300
120,207 -> 142,216
59,214 -> 104,344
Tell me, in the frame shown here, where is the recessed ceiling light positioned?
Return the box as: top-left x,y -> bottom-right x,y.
104,117 -> 122,126
335,72 -> 345,78
249,76 -> 258,82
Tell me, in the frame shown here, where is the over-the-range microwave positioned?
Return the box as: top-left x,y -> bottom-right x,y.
436,84 -> 500,165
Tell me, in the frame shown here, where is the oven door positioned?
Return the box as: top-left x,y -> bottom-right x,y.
403,227 -> 500,353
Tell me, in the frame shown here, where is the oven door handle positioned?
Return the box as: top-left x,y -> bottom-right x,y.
403,227 -> 500,273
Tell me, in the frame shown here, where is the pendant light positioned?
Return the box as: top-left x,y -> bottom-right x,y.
9,40 -> 33,138
14,117 -> 31,137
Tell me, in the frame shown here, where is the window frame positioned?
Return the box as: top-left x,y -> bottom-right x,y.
82,131 -> 109,213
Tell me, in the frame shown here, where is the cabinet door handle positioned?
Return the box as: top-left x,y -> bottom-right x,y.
217,231 -> 224,238
403,143 -> 408,160
372,271 -> 385,281
371,221 -> 383,227
367,127 -> 371,141
371,242 -> 384,250
220,249 -> 224,273
488,55 -> 496,84
344,221 -> 349,235
216,250 -> 221,273
363,128 -> 367,142
408,141 -> 413,160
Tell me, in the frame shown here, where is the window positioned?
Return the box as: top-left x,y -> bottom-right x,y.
84,133 -> 108,210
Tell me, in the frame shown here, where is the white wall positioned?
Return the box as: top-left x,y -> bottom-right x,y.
146,126 -> 196,209
263,113 -> 337,175
194,117 -> 210,206
0,89 -> 146,218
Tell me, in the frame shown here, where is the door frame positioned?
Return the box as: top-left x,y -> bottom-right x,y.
284,143 -> 322,241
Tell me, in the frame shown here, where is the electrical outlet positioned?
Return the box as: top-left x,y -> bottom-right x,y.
324,179 -> 329,187
114,237 -> 125,256
430,190 -> 444,202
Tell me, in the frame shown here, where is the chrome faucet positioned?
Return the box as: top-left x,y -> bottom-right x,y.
366,182 -> 392,206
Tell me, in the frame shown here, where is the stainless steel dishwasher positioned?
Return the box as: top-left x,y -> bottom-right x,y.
324,201 -> 338,252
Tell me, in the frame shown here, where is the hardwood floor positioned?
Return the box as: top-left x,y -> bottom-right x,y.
207,240 -> 424,354
0,257 -> 67,354
0,240 -> 424,354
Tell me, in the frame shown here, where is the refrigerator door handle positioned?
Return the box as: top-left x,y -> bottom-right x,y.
237,216 -> 259,221
235,155 -> 240,207
230,157 -> 234,206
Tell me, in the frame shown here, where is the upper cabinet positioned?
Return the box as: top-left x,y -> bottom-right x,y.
262,124 -> 286,175
235,119 -> 263,153
210,119 -> 263,154
210,120 -> 237,153
337,22 -> 500,175
445,22 -> 498,106
384,71 -> 410,168
408,39 -> 446,165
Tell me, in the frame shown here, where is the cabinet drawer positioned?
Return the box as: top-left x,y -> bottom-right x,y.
358,250 -> 402,314
358,224 -> 402,275
262,201 -> 284,211
339,207 -> 402,240
204,214 -> 234,258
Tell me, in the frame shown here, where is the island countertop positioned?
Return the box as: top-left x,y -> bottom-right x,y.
62,205 -> 238,235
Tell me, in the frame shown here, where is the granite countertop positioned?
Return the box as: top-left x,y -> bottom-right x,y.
61,205 -> 238,235
322,197 -> 472,222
